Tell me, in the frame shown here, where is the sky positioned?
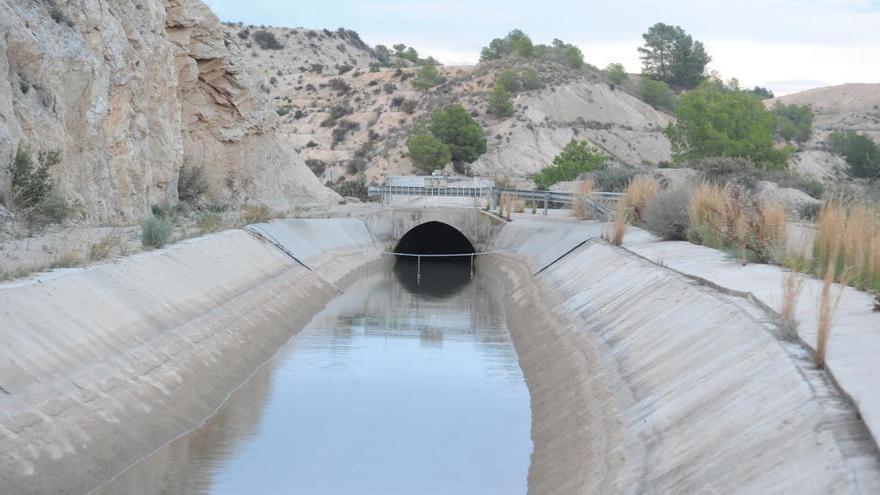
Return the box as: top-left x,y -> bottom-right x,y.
204,0 -> 880,95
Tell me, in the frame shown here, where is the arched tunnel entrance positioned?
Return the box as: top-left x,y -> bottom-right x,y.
393,222 -> 476,297
393,221 -> 476,255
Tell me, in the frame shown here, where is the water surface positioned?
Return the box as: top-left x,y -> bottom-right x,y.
99,260 -> 532,494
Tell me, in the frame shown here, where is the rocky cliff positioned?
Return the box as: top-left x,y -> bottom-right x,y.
0,0 -> 336,222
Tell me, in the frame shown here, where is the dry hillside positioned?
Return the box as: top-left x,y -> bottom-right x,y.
222,24 -> 673,185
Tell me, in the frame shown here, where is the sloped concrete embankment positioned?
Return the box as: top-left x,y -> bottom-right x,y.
488,220 -> 880,494
0,219 -> 383,495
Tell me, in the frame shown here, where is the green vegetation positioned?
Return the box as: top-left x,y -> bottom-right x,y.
487,85 -> 514,117
8,147 -> 69,227
480,30 -> 584,69
329,178 -> 369,201
605,63 -> 627,86
252,30 -> 283,50
242,204 -> 272,224
305,158 -> 326,177
638,23 -> 710,89
141,214 -> 173,249
638,77 -> 677,112
533,139 -> 606,188
428,105 -> 487,171
772,103 -> 814,143
411,63 -> 444,90
748,86 -> 775,99
407,131 -> 452,173
496,70 -> 519,92
520,69 -> 544,90
665,83 -> 791,168
177,165 -> 208,204
828,130 -> 880,178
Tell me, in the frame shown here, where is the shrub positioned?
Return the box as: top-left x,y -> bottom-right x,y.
196,212 -> 224,234
327,78 -> 351,94
520,69 -> 543,90
400,99 -> 418,114
411,64 -> 444,90
827,130 -> 880,179
496,70 -> 519,92
242,204 -> 272,224
533,139 -> 606,189
407,131 -> 451,173
429,104 -> 487,165
813,201 -> 880,292
320,104 -> 352,127
141,214 -> 173,248
772,103 -> 813,143
8,147 -> 69,226
638,77 -> 676,112
487,85 -> 514,118
666,83 -> 792,168
331,119 -> 360,145
177,164 -> 208,204
305,158 -> 326,176
330,179 -> 368,201
643,187 -> 692,240
620,175 -> 660,224
590,166 -> 639,192
480,29 -> 535,61
252,30 -> 283,50
606,63 -> 627,86
383,82 -> 397,94
690,157 -> 824,198
89,231 -> 123,261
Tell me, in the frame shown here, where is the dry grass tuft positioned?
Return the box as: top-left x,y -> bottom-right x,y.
571,179 -> 594,220
241,204 -> 274,225
499,193 -> 522,220
89,230 -> 123,261
607,175 -> 659,246
779,271 -> 805,337
686,182 -> 786,263
814,200 -> 880,292
815,259 -> 853,368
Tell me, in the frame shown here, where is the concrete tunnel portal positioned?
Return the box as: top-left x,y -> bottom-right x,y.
393,221 -> 476,255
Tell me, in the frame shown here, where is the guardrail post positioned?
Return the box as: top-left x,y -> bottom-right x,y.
543,191 -> 550,216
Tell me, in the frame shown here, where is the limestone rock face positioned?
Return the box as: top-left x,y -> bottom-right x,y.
0,0 -> 336,222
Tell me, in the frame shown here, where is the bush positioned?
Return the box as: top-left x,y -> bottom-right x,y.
242,204 -> 272,224
320,104 -> 352,127
196,212 -> 224,234
643,187 -> 692,240
327,78 -> 351,94
590,166 -> 640,192
383,82 -> 397,94
496,70 -> 519,92
772,103 -> 813,143
534,139 -> 606,189
638,77 -> 677,112
691,157 -> 824,198
429,104 -> 487,165
141,214 -> 173,248
177,165 -> 208,204
305,158 -> 326,176
411,64 -> 444,90
666,83 -> 791,168
408,131 -> 451,173
252,30 -> 283,50
827,130 -> 880,179
519,69 -> 543,90
330,179 -> 369,201
8,147 -> 69,226
400,99 -> 418,114
331,119 -> 360,145
487,85 -> 514,117
606,63 -> 627,86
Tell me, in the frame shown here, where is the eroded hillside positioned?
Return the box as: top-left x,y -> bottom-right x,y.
222,24 -> 673,185
0,0 -> 336,223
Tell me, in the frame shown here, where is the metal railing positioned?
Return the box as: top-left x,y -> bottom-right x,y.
367,184 -> 623,219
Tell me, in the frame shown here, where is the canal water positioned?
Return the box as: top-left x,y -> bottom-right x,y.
98,259 -> 533,494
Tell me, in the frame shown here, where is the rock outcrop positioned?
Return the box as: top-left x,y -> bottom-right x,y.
0,0 -> 335,222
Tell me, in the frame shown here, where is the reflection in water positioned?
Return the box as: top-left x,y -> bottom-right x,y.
99,261 -> 532,495
392,256 -> 474,298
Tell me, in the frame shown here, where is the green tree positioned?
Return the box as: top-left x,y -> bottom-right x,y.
429,104 -> 487,165
606,63 -> 627,86
638,77 -> 677,112
749,86 -> 775,99
772,102 -> 814,143
487,85 -> 515,117
411,63 -> 443,90
496,70 -> 519,92
533,139 -> 606,188
638,23 -> 710,89
480,29 -> 534,61
551,39 -> 584,69
827,130 -> 880,178
407,131 -> 452,173
665,83 -> 791,168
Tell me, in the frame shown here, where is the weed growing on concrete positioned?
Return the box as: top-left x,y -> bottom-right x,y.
815,260 -> 852,369
607,175 -> 659,246
779,271 -> 805,338
571,179 -> 594,220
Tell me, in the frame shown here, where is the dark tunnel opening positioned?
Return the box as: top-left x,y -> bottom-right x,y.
393,222 -> 476,255
392,222 -> 476,297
